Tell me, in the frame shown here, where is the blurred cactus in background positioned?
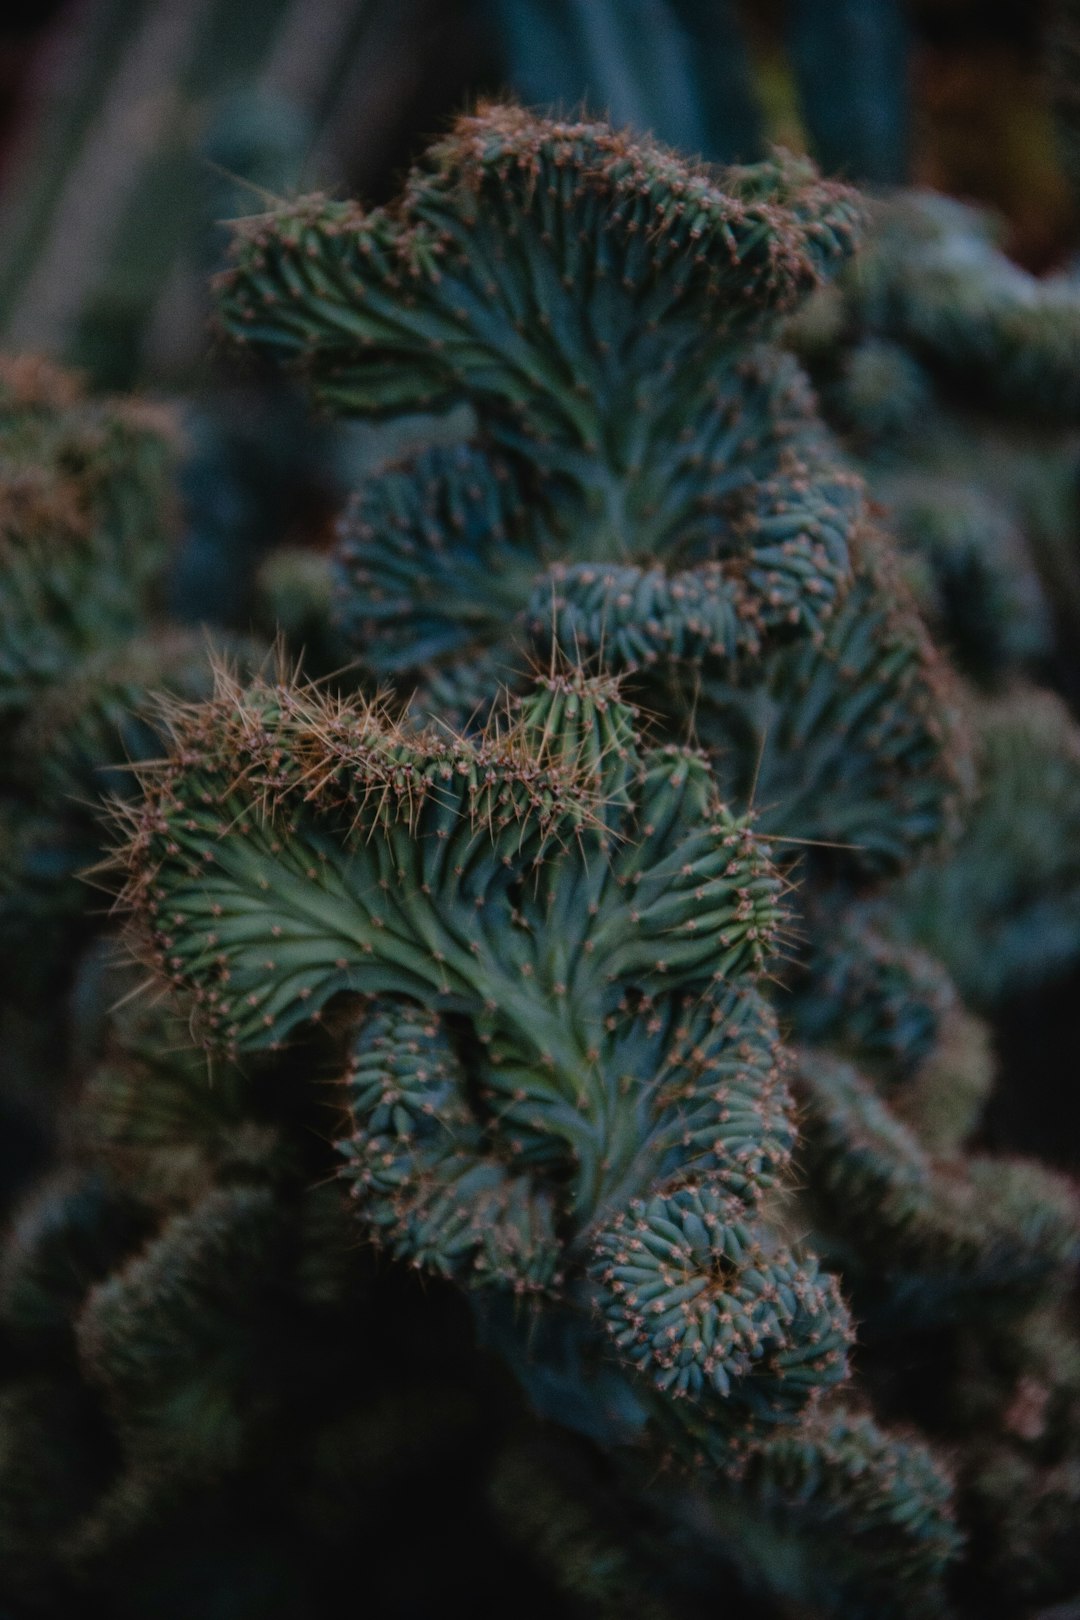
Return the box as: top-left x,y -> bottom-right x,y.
790,183 -> 1080,1007
0,350 -> 270,1323
0,356 -> 259,1002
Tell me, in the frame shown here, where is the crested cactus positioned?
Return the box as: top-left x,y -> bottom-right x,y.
109,660 -> 989,1613
179,105 -> 1080,1612
115,668 -> 798,1269
217,106 -> 865,701
215,108 -> 964,877
3,89 -> 1080,1620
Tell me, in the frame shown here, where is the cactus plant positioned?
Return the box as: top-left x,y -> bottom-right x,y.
180,107 -> 1080,1609
0,361 -> 263,1011
0,355 -> 174,723
3,97 -> 1080,1620
789,186 -> 1080,1002
215,105 -> 965,879
108,661 -> 982,1613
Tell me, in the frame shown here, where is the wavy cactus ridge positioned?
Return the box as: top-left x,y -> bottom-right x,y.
114,666 -> 784,1062
216,105 -> 864,436
338,999 -> 563,1293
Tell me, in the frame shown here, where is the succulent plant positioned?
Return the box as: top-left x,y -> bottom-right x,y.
4,95 -> 1080,1620
103,660 -> 985,1613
